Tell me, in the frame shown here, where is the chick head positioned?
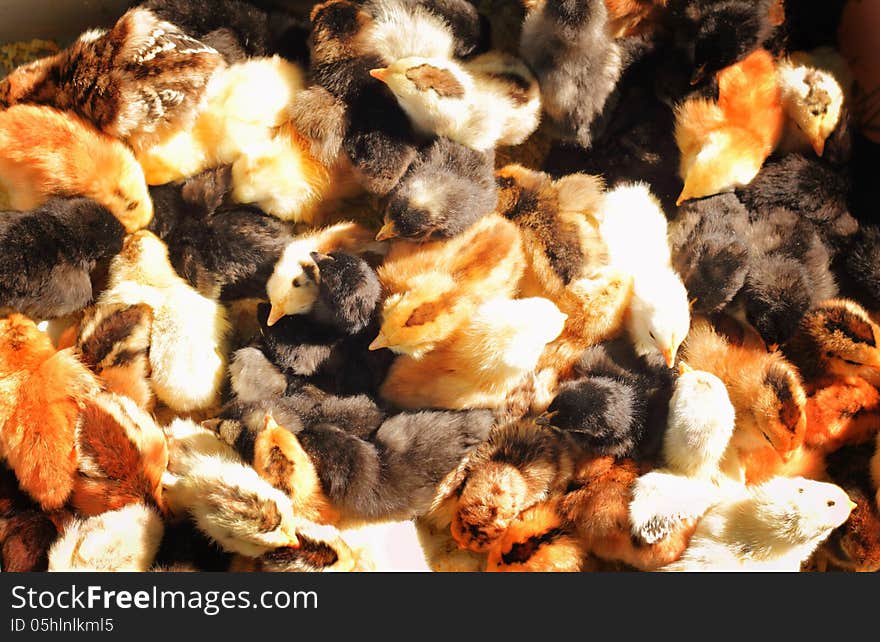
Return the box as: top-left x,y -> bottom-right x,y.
472,297 -> 567,372
676,128 -> 766,205
0,313 -> 54,373
626,269 -> 691,368
93,144 -> 154,233
266,239 -> 321,327
748,358 -> 807,458
751,476 -> 855,543
112,230 -> 176,287
370,56 -> 472,137
663,365 -> 736,477
691,3 -> 767,85
790,299 -> 880,380
370,272 -> 459,358
778,61 -> 844,156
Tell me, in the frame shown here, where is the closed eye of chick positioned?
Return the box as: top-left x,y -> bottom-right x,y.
0,105 -> 153,233
0,7 -> 225,153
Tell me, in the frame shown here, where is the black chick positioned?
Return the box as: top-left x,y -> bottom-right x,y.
541,338 -> 675,461
775,0 -> 847,52
308,0 -> 419,195
835,225 -> 880,310
519,0 -> 623,149
379,137 -> 497,241
735,153 -> 856,254
669,192 -> 751,315
257,252 -> 393,396
738,208 -> 838,346
217,406 -> 494,522
148,166 -> 294,300
142,0 -> 309,63
0,198 -> 124,319
668,0 -> 782,86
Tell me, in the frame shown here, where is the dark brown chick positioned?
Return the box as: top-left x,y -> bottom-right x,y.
0,7 -> 225,152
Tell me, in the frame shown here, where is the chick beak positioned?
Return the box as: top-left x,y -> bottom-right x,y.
369,333 -> 389,351
690,64 -> 707,86
375,221 -> 398,242
369,68 -> 389,83
847,499 -> 858,512
811,135 -> 826,157
678,361 -> 693,376
675,190 -> 688,207
266,304 -> 285,327
535,411 -> 557,426
662,346 -> 676,369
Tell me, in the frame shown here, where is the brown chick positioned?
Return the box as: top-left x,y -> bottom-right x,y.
372,213 -> 526,358
0,105 -> 153,232
0,510 -> 59,572
675,48 -> 784,205
0,314 -> 100,510
433,420 -> 578,553
75,303 -> 155,411
494,164 -> 632,410
681,317 -> 807,484
70,392 -> 168,517
783,299 -> 880,391
0,7 -> 225,152
379,297 -> 566,410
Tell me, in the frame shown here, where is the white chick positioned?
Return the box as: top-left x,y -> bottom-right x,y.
599,182 -> 690,366
777,48 -> 850,157
370,50 -> 541,151
98,231 -> 230,413
662,476 -> 856,572
162,420 -> 300,558
630,364 -> 738,544
48,503 -> 164,572
362,0 -> 456,61
266,221 -> 379,326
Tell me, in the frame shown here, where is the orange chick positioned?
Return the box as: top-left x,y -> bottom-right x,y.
675,49 -> 784,205
0,105 -> 153,232
0,314 -> 100,510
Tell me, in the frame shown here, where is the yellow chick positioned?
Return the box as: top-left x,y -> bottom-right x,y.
379,297 -> 566,410
599,182 -> 690,367
661,476 -> 856,571
370,50 -> 541,151
372,213 -> 525,358
0,104 -> 153,232
98,231 -> 230,413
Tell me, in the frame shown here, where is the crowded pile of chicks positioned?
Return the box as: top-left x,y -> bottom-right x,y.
1,0 -> 880,573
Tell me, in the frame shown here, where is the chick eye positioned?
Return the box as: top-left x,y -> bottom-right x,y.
649,331 -> 656,341
292,279 -> 301,288
798,488 -> 804,494
827,500 -> 836,507
843,358 -> 863,366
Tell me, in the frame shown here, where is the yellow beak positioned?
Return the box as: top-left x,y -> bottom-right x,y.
848,499 -> 858,512
678,361 -> 693,376
662,346 -> 676,369
266,304 -> 285,327
811,134 -> 825,157
375,221 -> 398,242
369,68 -> 388,82
368,333 -> 389,351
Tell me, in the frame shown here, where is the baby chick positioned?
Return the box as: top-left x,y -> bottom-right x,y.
668,0 -> 783,86
98,231 -> 231,413
378,137 -> 497,242
0,105 -> 153,233
674,48 -> 784,204
266,221 -> 379,326
783,299 -> 880,389
162,419 -> 300,557
47,503 -> 164,572
669,192 -> 751,315
0,7 -> 224,152
75,303 -> 154,410
0,314 -> 101,510
661,476 -> 855,571
229,522 -> 357,573
379,297 -> 566,410
70,392 -> 168,517
681,318 -> 807,483
629,364 -> 737,545
519,0 -> 623,149
599,182 -> 691,366
374,213 -> 525,358
0,198 -> 124,320
147,167 -> 295,300
438,420 -> 578,553
370,50 -> 540,151
541,338 -> 675,459
0,510 -> 59,572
